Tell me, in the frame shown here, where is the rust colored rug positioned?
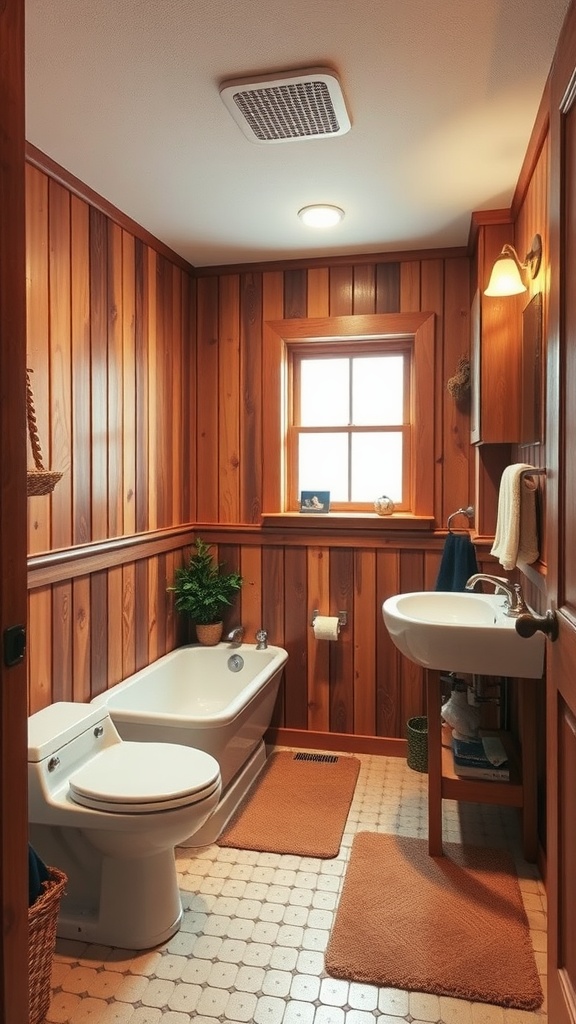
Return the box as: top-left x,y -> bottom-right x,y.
218,751 -> 360,858
325,833 -> 543,1010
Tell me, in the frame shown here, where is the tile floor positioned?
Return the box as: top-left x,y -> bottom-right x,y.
45,749 -> 547,1024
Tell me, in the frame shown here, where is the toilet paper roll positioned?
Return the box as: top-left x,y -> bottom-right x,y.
313,615 -> 340,641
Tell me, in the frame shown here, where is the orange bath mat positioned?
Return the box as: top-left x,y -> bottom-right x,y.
218,751 -> 360,858
325,832 -> 543,1010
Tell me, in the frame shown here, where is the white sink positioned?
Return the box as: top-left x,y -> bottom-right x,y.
382,591 -> 545,678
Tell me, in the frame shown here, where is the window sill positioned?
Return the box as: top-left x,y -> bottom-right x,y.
261,512 -> 435,532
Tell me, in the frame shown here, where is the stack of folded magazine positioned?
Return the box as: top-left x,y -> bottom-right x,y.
452,734 -> 510,781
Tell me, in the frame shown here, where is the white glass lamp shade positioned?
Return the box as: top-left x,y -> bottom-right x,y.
298,205 -> 344,228
484,254 -> 526,297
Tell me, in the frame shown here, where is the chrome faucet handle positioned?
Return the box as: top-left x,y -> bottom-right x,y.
255,628 -> 268,650
226,626 -> 245,645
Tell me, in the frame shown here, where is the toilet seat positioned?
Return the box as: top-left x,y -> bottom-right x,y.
69,741 -> 221,813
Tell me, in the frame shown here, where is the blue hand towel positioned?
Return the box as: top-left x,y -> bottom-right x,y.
435,533 -> 479,592
29,843 -> 51,906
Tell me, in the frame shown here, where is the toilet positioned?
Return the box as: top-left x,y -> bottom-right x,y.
28,701 -> 222,950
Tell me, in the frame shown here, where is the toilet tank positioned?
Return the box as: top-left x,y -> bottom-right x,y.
28,702 -> 121,820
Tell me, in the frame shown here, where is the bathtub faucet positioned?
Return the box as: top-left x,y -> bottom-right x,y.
226,626 -> 245,646
255,629 -> 268,650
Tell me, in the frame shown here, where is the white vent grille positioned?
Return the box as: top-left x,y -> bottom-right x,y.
220,68 -> 351,144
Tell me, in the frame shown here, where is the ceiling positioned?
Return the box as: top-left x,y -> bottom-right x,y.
25,0 -> 571,268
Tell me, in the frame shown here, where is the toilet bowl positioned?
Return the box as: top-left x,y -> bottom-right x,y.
28,702 -> 222,949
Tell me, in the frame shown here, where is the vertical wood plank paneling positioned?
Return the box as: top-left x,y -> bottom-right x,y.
284,269 -> 307,318
107,566 -> 123,687
262,271 -> 284,513
72,577 -> 90,701
146,248 -> 159,529
329,547 -> 354,733
171,270 -> 183,524
219,275 -> 241,523
26,165 -> 51,554
442,257 -> 471,527
329,266 -> 353,315
156,552 -> 168,656
107,221 -> 123,537
240,273 -> 263,523
48,179 -> 72,549
306,268 -> 329,317
421,258 -> 445,528
122,231 -> 136,535
307,546 -> 330,730
164,550 -> 178,651
240,544 -> 262,638
27,589 -> 52,712
135,560 -> 149,670
399,550 -> 425,722
400,260 -> 421,311
197,276 -> 219,521
122,564 -> 136,679
134,239 -> 149,533
148,554 -> 160,663
154,256 -> 172,528
71,197 -> 92,544
283,546 -> 308,729
353,549 -> 377,735
89,208 -> 109,540
51,582 -> 72,702
352,264 -> 376,314
262,546 -> 285,726
376,550 -> 401,735
181,276 -> 195,523
375,262 -> 400,312
90,570 -> 108,697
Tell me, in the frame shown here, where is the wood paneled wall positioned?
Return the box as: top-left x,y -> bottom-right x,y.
26,152 -> 509,742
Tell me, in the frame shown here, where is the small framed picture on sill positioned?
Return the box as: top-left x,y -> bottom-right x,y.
300,491 -> 330,514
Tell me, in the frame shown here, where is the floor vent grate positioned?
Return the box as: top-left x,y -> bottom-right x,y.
293,752 -> 339,763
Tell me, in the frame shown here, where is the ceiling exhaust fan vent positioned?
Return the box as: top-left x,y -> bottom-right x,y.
220,68 -> 351,144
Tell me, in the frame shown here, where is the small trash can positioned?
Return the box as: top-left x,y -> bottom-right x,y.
406,716 -> 428,773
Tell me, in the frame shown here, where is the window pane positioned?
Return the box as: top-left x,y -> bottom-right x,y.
300,359 -> 349,426
352,356 -> 404,425
299,433 -> 349,500
351,432 -> 403,502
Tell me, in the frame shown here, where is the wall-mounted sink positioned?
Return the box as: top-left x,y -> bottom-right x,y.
382,591 -> 545,678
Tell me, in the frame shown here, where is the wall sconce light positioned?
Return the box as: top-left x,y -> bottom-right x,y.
484,234 -> 543,297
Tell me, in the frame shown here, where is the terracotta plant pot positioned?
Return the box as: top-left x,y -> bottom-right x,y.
195,621 -> 223,646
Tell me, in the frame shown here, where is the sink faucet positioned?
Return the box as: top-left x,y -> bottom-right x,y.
255,628 -> 268,650
465,573 -> 527,617
226,626 -> 245,646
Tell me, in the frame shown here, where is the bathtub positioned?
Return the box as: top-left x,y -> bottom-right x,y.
91,642 -> 288,845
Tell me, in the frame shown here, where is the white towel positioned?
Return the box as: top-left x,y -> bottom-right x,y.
491,463 -> 539,571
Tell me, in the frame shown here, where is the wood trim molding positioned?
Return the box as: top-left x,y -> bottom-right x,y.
27,525 -> 196,588
25,143 -> 195,274
196,247 -> 469,277
265,726 -> 407,758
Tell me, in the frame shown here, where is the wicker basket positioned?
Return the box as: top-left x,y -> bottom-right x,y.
406,715 -> 428,773
28,867 -> 67,1024
26,370 -> 63,497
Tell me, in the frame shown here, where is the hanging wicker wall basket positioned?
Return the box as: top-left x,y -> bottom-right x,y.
26,369 -> 63,497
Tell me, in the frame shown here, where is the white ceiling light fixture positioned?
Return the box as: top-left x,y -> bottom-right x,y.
298,205 -> 345,228
220,67 -> 351,144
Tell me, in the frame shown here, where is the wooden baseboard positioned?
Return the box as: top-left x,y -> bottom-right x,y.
265,727 -> 407,758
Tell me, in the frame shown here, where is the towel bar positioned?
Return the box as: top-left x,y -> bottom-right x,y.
447,505 -> 474,533
520,467 -> 546,481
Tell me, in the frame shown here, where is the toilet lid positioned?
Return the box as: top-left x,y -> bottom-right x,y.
69,742 -> 221,813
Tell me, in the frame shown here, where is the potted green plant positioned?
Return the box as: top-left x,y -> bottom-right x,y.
168,538 -> 243,645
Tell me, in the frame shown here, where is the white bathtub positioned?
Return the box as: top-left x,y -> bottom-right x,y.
91,642 -> 288,845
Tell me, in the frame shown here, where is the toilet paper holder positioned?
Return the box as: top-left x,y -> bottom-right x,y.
310,609 -> 348,628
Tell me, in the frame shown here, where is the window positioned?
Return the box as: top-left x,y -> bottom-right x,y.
288,343 -> 411,510
262,312 -> 435,521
